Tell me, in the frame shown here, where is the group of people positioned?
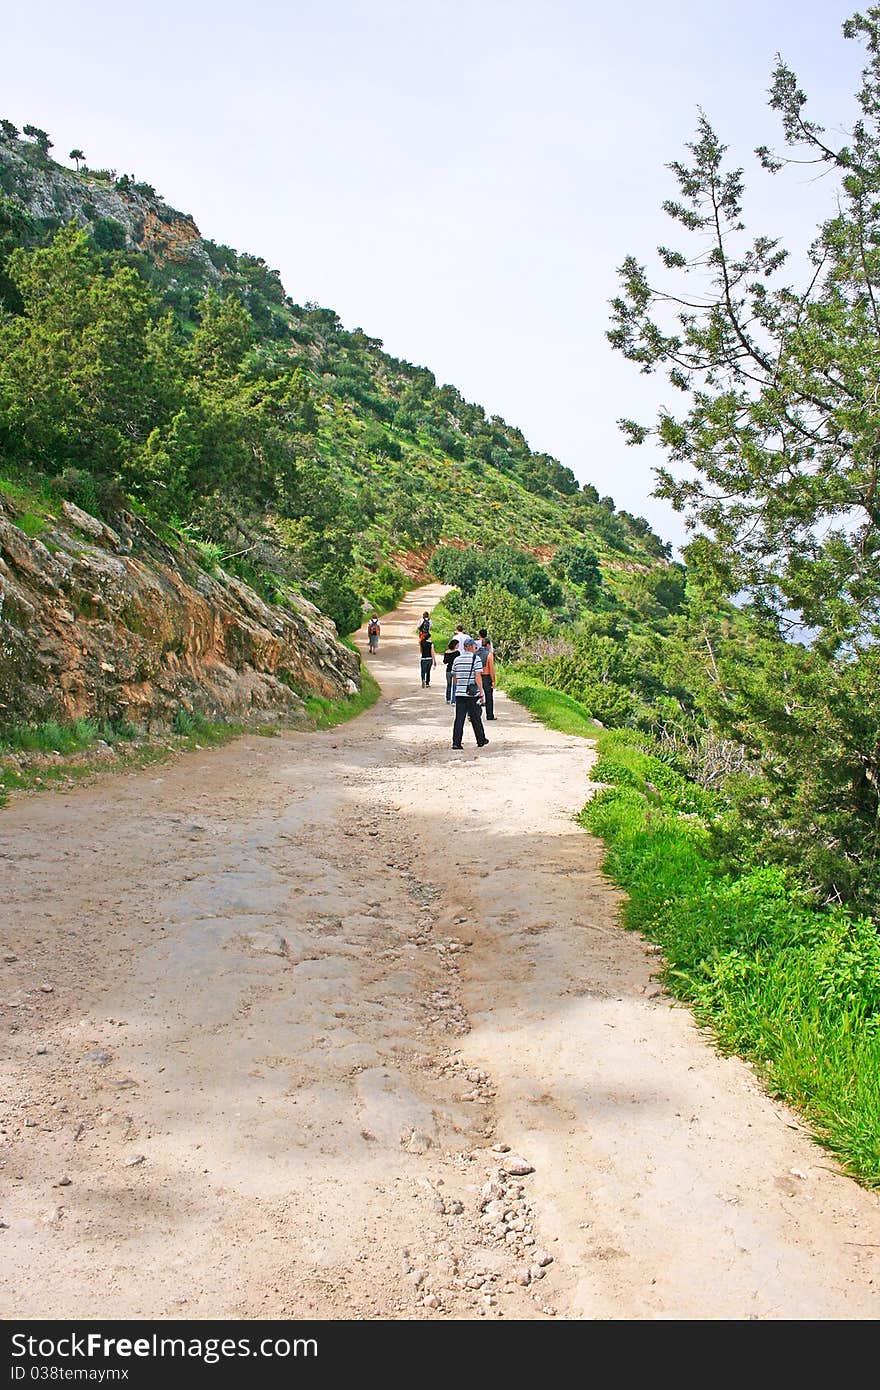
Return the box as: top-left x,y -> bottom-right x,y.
416,611 -> 495,751
363,607 -> 497,751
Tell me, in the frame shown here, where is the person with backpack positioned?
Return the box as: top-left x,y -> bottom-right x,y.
417,611 -> 431,643
419,632 -> 437,686
367,615 -> 381,654
477,629 -> 496,719
450,638 -> 488,750
443,638 -> 459,703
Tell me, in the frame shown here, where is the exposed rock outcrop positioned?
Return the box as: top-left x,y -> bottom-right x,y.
0,142 -> 221,283
0,498 -> 360,728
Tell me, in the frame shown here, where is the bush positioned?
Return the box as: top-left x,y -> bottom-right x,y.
91,217 -> 127,252
453,582 -> 546,661
432,543 -> 563,608
314,570 -> 363,635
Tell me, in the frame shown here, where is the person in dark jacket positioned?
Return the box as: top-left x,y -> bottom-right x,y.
419,634 -> 437,686
443,638 -> 459,703
477,630 -> 496,720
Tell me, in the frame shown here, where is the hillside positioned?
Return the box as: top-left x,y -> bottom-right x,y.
0,123 -> 676,662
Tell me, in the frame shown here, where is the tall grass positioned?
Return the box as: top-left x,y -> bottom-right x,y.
506,671 -> 880,1186
0,716 -> 136,755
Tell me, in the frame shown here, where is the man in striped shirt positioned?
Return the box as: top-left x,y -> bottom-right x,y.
450,638 -> 489,750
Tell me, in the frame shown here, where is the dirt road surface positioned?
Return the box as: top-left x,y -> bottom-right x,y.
2,583 -> 880,1320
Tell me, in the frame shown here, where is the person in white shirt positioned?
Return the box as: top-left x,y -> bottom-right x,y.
450,638 -> 488,750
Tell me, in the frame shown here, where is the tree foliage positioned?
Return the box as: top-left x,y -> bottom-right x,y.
433,543 -> 563,607
608,8 -> 880,908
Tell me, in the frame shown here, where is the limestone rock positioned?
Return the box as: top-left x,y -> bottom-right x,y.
0,500 -> 360,728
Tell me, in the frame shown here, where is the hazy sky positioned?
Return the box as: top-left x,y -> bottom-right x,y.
2,1 -> 864,548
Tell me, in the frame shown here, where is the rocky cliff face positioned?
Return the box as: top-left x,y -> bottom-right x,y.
0,142 -> 220,284
0,499 -> 360,728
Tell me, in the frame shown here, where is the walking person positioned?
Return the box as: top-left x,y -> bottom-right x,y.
443,638 -> 459,703
450,638 -> 488,750
367,614 -> 381,654
419,632 -> 437,687
477,629 -> 496,719
417,611 -> 432,643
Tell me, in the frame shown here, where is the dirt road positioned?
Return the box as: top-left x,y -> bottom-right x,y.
2,583 -> 880,1319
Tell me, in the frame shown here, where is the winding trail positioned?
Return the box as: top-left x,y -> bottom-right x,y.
2,583 -> 880,1320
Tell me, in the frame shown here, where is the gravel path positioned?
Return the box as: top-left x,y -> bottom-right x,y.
2,583 -> 879,1319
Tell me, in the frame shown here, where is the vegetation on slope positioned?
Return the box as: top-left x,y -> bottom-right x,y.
0,123 -> 673,643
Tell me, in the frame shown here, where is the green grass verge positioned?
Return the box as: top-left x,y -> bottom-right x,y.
499,672 -> 602,739
427,598 -> 457,653
303,665 -> 380,729
504,670 -> 880,1187
0,661 -> 380,808
0,711 -> 249,805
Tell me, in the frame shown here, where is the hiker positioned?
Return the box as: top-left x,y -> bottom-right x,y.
443,638 -> 459,703
450,637 -> 488,750
417,611 -> 432,643
477,629 -> 496,719
419,632 -> 437,687
452,623 -> 472,653
367,614 -> 381,654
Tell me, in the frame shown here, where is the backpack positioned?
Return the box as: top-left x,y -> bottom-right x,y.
368,620 -> 380,635
417,618 -> 431,636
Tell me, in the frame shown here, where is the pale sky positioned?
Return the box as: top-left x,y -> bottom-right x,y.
2,0 -> 863,548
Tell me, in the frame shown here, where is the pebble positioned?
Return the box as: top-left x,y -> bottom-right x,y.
82,1048 -> 112,1066
535,1250 -> 553,1267
423,1294 -> 440,1310
123,1154 -> 146,1167
3,954 -> 17,964
56,1177 -> 72,1187
407,1129 -> 435,1155
516,1267 -> 531,1286
39,984 -> 54,994
529,1265 -> 546,1280
491,1142 -> 510,1153
36,1046 -> 48,1055
503,1156 -> 535,1176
